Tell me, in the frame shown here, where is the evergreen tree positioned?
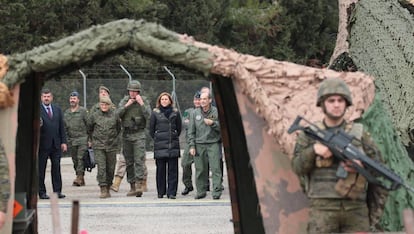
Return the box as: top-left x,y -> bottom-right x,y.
158,0 -> 230,44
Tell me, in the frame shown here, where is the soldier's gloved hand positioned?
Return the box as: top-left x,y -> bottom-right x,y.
313,143 -> 332,159
189,148 -> 196,156
342,159 -> 363,173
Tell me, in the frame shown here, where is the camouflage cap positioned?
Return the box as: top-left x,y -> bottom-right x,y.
317,77 -> 352,107
99,86 -> 110,95
99,96 -> 112,105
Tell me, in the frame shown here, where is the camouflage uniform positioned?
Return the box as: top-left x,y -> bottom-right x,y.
291,77 -> 388,233
188,105 -> 222,199
64,106 -> 88,179
87,102 -> 121,187
89,85 -> 114,116
0,139 -> 10,213
89,102 -> 115,116
117,80 -> 151,196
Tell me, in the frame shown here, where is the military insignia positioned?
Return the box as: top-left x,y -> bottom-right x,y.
196,115 -> 202,121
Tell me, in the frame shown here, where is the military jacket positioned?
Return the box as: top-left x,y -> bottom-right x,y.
117,95 -> 151,131
291,120 -> 388,214
89,102 -> 115,116
87,109 -> 121,151
188,105 -> 221,147
64,106 -> 88,146
0,139 -> 10,213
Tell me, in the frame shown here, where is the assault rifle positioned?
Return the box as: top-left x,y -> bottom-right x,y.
288,115 -> 414,193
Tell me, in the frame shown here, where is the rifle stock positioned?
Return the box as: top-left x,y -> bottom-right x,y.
288,116 -> 414,193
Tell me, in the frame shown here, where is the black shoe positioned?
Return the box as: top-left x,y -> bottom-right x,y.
213,195 -> 221,200
167,195 -> 176,199
39,194 -> 49,199
194,193 -> 206,199
158,194 -> 164,198
57,193 -> 66,199
181,187 -> 194,195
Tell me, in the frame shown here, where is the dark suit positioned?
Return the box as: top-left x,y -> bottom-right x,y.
39,104 -> 67,196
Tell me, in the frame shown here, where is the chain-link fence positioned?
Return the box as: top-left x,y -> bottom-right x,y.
45,77 -> 211,151
45,78 -> 211,113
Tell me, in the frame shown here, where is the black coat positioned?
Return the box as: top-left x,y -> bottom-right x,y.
40,104 -> 67,150
149,107 -> 182,159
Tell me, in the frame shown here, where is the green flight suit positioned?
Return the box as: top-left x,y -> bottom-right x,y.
181,107 -> 195,189
188,105 -> 222,198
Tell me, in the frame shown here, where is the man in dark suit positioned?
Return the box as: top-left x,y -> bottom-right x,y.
39,88 -> 67,199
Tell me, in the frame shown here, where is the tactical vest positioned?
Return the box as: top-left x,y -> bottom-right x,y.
306,121 -> 367,200
121,100 -> 146,131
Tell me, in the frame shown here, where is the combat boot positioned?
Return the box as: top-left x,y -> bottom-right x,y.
126,182 -> 138,196
73,175 -> 83,186
110,176 -> 122,192
106,185 -> 111,197
135,180 -> 144,197
142,177 -> 148,192
99,186 -> 109,198
72,176 -> 79,186
80,175 -> 85,186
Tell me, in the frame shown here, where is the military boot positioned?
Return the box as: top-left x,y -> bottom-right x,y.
99,186 -> 109,198
80,174 -> 85,186
72,175 -> 83,186
126,182 -> 138,196
110,176 -> 122,192
106,185 -> 111,197
142,177 -> 148,192
135,180 -> 144,197
72,176 -> 79,186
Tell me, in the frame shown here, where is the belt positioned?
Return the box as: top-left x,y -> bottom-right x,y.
123,128 -> 141,134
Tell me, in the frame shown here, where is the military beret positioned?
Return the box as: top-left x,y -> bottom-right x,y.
99,86 -> 110,95
99,96 -> 112,105
70,91 -> 79,97
194,91 -> 201,99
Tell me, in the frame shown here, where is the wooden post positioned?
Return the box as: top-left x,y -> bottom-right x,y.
71,200 -> 80,234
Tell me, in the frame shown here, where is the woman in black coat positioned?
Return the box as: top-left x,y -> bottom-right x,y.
149,92 -> 182,199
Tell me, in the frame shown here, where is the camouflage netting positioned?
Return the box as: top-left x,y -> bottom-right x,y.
0,55 -> 13,109
350,0 -> 414,146
347,0 -> 414,231
1,18 -> 376,156
0,8 -> 412,231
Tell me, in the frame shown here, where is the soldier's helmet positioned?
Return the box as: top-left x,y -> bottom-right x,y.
316,77 -> 352,107
127,80 -> 141,92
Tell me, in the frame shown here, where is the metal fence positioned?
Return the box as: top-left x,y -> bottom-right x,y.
45,78 -> 211,114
